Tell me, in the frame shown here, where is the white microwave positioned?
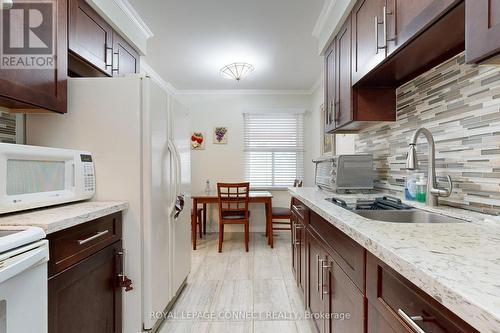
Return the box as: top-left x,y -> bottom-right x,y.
0,143 -> 95,214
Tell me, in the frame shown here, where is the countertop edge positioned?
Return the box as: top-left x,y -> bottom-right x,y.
289,188 -> 500,333
0,201 -> 129,234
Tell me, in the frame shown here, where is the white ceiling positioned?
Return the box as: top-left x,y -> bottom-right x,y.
128,0 -> 325,91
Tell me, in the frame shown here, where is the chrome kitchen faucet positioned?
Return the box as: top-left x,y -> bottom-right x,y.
406,127 -> 453,207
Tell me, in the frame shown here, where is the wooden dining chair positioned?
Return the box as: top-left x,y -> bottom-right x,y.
191,206 -> 206,239
270,179 -> 303,233
217,182 -> 250,253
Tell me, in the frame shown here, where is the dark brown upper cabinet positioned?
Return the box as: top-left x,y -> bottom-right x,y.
351,0 -> 386,85
0,0 -> 67,113
324,40 -> 336,134
324,14 -> 395,133
68,0 -> 139,77
385,0 -> 458,56
335,16 -> 352,129
353,0 -> 464,87
68,0 -> 113,76
112,32 -> 140,77
466,0 -> 500,63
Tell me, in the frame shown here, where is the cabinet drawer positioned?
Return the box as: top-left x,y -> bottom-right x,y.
48,212 -> 122,276
309,210 -> 365,292
291,198 -> 309,223
366,253 -> 478,333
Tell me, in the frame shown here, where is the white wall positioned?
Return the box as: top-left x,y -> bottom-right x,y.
305,78 -> 324,186
305,79 -> 356,185
177,92 -> 311,232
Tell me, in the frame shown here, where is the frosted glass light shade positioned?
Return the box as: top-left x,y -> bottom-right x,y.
219,63 -> 255,81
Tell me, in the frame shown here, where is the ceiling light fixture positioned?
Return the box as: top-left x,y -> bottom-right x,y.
219,63 -> 255,82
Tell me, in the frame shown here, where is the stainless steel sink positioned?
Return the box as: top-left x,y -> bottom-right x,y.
352,209 -> 466,224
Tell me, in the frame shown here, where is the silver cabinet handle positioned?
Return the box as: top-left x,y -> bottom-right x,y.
112,51 -> 120,73
374,16 -> 379,54
105,46 -> 113,68
397,309 -> 426,333
78,230 -> 109,245
385,5 -> 395,44
292,223 -> 295,246
317,256 -> 322,291
320,261 -> 332,299
382,6 -> 388,49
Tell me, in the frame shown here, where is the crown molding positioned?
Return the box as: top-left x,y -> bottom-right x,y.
175,89 -> 313,95
313,0 -> 356,55
86,0 -> 153,55
113,0 -> 154,39
312,0 -> 335,38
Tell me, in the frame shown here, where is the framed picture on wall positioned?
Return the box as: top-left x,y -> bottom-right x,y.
320,103 -> 335,156
213,126 -> 228,144
191,132 -> 206,150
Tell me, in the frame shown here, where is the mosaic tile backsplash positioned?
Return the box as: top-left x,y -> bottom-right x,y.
0,110 -> 16,143
356,52 -> 500,215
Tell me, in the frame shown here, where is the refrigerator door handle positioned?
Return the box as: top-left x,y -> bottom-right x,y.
171,141 -> 182,196
167,140 -> 178,216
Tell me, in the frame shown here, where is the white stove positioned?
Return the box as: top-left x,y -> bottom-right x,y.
0,227 -> 48,333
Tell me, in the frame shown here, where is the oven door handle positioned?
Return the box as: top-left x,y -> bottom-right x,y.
0,246 -> 48,284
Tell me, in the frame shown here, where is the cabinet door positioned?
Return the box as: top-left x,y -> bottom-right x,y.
324,40 -> 336,133
307,231 -> 327,333
298,224 -> 307,299
291,213 -> 299,282
0,0 -> 67,113
292,212 -> 306,296
386,0 -> 457,55
466,0 -> 500,63
335,15 -> 352,128
112,33 -> 140,76
351,0 -> 386,84
325,260 -> 365,333
69,0 -> 113,76
49,242 -> 122,333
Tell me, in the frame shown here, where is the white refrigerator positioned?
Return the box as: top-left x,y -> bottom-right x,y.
26,76 -> 192,332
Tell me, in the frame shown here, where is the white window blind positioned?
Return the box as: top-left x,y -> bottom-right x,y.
244,112 -> 304,189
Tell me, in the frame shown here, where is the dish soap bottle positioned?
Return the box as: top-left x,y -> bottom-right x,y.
416,176 -> 427,203
405,172 -> 423,201
205,180 -> 211,194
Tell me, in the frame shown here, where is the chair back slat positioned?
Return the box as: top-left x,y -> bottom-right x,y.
217,182 -> 250,217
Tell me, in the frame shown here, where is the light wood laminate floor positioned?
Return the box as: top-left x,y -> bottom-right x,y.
158,232 -> 315,333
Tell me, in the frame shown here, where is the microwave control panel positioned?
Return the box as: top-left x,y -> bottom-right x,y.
81,154 -> 95,193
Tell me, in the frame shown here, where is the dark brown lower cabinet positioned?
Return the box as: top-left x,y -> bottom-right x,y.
292,197 -> 479,333
366,252 -> 479,333
49,241 -> 122,333
48,213 -> 123,333
307,231 -> 327,333
325,260 -> 365,333
291,202 -> 307,298
307,228 -> 365,333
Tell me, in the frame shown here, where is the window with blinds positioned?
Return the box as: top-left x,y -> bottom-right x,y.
243,112 -> 304,189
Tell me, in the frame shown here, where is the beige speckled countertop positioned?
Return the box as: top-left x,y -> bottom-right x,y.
0,201 -> 128,234
289,187 -> 500,333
